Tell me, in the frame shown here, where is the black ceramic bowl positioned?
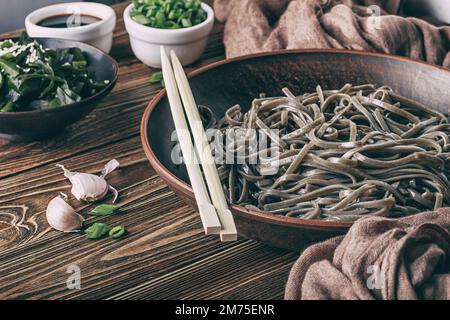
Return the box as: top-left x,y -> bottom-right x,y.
0,38 -> 118,141
142,49 -> 450,250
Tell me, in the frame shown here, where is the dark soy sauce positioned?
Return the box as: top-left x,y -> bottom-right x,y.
38,14 -> 101,28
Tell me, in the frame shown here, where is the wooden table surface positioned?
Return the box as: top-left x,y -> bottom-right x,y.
0,1 -> 299,300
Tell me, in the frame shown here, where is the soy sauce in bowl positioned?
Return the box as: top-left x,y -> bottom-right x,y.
38,14 -> 101,28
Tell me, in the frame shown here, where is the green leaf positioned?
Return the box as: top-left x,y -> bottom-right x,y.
85,223 -> 109,240
0,59 -> 20,78
165,21 -> 181,29
109,226 -> 127,239
48,86 -> 81,108
34,60 -> 55,76
155,10 -> 166,27
72,60 -> 87,70
132,14 -> 151,25
0,53 -> 14,60
163,2 -> 171,14
181,18 -> 192,28
89,204 -> 120,216
0,101 -> 13,112
70,47 -> 86,62
149,71 -> 163,84
39,79 -> 55,99
0,40 -> 13,50
168,10 -> 178,20
18,77 -> 43,96
71,81 -> 85,95
146,7 -> 158,18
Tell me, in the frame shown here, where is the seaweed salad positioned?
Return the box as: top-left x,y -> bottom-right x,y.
0,34 -> 108,112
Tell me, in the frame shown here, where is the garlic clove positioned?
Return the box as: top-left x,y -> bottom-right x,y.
46,195 -> 84,232
57,160 -> 120,203
69,173 -> 109,202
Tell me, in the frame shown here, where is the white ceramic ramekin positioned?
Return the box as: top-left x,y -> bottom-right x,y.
123,2 -> 214,68
25,2 -> 116,53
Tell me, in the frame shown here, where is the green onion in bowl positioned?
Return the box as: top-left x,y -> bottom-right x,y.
130,0 -> 207,29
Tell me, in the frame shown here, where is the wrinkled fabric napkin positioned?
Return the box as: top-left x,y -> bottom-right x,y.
214,0 -> 450,68
285,208 -> 450,300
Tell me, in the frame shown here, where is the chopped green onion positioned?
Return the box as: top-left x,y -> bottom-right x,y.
130,0 -> 207,29
149,71 -> 163,84
181,18 -> 192,28
85,223 -> 109,240
109,226 -> 127,239
132,14 -> 151,25
89,204 -> 120,216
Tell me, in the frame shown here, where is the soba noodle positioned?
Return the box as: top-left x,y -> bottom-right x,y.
202,84 -> 450,221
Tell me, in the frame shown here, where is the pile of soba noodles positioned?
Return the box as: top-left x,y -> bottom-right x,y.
204,84 -> 449,221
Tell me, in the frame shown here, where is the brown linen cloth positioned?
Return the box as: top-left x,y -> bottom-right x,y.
214,0 -> 450,68
285,208 -> 450,300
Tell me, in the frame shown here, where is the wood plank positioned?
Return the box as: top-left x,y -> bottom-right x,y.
0,163 -> 297,299
0,134 -> 297,299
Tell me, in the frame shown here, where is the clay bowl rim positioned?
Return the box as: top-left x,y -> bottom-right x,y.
140,48 -> 450,231
0,37 -> 119,117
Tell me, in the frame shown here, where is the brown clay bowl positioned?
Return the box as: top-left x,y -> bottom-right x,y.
141,49 -> 450,250
0,38 -> 118,141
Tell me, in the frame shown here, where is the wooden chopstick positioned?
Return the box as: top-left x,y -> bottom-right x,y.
170,50 -> 238,242
160,46 -> 221,235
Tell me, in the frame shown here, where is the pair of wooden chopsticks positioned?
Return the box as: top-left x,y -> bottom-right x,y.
160,46 -> 237,242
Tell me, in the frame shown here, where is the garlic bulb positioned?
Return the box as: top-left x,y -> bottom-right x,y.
57,159 -> 120,203
46,194 -> 84,232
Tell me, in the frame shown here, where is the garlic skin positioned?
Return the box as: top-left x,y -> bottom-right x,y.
46,195 -> 84,232
57,159 -> 120,203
